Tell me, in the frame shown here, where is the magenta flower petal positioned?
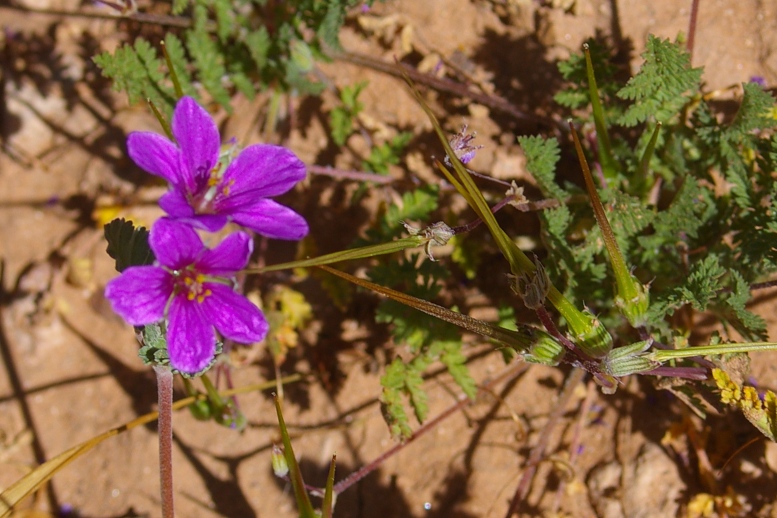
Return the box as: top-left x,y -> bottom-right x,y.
229,199 -> 309,240
126,132 -> 181,186
171,97 -> 220,194
203,284 -> 268,343
159,190 -> 196,218
167,297 -> 217,374
149,219 -> 203,270
104,266 -> 172,326
220,144 -> 306,201
127,97 -> 308,236
197,231 -> 252,275
177,214 -> 229,233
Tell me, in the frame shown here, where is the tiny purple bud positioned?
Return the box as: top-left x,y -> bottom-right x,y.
750,76 -> 767,88
444,124 -> 484,167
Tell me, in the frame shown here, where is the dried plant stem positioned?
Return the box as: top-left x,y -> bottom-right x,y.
334,50 -> 561,132
154,365 -> 175,518
505,367 -> 586,517
307,165 -> 394,184
2,3 -> 198,28
332,361 -> 529,495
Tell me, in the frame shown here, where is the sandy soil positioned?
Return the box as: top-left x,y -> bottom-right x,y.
2,0 -> 777,516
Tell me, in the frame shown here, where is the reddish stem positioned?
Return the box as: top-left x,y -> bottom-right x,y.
687,0 -> 701,63
154,365 -> 175,518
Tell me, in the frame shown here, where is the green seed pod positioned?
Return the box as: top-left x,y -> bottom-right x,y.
571,312 -> 613,359
615,278 -> 650,328
510,257 -> 551,310
604,340 -> 658,377
272,444 -> 289,478
524,329 -> 566,366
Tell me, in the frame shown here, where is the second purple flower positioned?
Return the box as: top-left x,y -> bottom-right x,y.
104,219 -> 268,374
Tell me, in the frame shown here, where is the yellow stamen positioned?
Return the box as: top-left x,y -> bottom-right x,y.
221,178 -> 235,196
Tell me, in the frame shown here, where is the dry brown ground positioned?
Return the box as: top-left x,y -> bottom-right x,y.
2,0 -> 777,517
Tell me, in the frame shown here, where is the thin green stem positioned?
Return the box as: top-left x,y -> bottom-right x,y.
250,237 -> 425,274
583,43 -> 617,178
651,342 -> 777,361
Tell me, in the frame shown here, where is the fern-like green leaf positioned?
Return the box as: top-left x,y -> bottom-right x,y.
517,135 -> 566,200
616,35 -> 703,126
186,19 -> 232,110
94,38 -> 175,111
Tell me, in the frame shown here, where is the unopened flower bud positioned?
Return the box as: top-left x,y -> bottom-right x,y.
509,257 -> 551,310
272,444 -> 289,478
444,125 -> 483,166
402,221 -> 455,261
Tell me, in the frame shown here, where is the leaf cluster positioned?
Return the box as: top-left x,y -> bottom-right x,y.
538,35 -> 776,346
94,0 -> 376,113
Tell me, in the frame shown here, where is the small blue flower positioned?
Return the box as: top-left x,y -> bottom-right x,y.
105,218 -> 267,374
127,96 -> 309,240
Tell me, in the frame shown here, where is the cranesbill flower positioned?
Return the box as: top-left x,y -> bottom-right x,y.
104,218 -> 268,374
127,96 -> 309,240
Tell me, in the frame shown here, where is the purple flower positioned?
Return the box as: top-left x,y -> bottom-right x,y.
444,124 -> 483,167
105,218 -> 268,374
127,96 -> 309,240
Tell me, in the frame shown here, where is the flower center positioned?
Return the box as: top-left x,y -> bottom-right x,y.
177,270 -> 212,303
190,143 -> 239,214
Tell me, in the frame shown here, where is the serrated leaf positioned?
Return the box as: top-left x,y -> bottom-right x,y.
616,35 -> 703,126
721,271 -> 767,341
103,219 -> 154,273
330,107 -> 352,146
517,135 -> 566,200
93,39 -> 174,111
245,27 -> 271,71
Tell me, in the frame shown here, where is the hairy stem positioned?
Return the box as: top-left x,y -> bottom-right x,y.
154,365 -> 175,518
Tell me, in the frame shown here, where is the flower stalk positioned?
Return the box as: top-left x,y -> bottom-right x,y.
154,365 -> 175,518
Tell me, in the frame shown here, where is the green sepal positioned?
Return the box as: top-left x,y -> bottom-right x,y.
598,341 -> 657,389
136,322 -> 222,378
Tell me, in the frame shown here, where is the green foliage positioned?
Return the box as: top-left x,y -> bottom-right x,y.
95,0 -> 376,112
93,39 -> 175,111
363,132 -> 414,174
353,184 -> 476,439
616,35 -> 703,126
517,135 -> 566,200
539,35 -> 777,352
330,81 -> 368,146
